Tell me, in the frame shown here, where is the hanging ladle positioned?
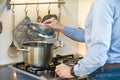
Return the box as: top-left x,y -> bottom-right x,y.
7,4 -> 19,58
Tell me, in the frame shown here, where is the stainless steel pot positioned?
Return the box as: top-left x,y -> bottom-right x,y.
21,41 -> 53,67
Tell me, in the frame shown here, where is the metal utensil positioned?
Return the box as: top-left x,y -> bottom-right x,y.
28,22 -> 56,39
7,5 -> 19,58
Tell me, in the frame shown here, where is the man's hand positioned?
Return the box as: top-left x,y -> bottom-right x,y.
55,63 -> 74,79
43,17 -> 64,32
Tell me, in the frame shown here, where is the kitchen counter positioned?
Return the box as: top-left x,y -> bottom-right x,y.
0,66 -> 62,80
0,67 -> 40,80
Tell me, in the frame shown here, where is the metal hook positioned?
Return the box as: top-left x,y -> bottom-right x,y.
36,3 -> 39,11
24,4 -> 28,16
12,3 -> 15,13
47,3 -> 51,14
36,3 -> 39,17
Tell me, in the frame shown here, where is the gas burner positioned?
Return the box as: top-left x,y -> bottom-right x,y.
29,67 -> 40,71
63,57 -> 81,66
29,66 -> 48,71
52,54 -> 75,65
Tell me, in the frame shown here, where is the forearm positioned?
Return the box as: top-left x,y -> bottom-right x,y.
74,43 -> 109,76
63,26 -> 85,42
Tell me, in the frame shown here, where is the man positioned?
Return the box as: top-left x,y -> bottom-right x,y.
44,0 -> 120,79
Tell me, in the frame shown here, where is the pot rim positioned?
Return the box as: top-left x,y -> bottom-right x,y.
23,40 -> 53,43
22,41 -> 53,47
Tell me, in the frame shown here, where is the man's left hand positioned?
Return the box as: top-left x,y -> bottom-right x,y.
55,63 -> 74,79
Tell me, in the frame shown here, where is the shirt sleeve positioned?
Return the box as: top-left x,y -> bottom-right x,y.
63,26 -> 85,42
74,0 -> 114,76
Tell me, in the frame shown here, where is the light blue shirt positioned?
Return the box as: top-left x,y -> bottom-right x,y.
63,0 -> 120,76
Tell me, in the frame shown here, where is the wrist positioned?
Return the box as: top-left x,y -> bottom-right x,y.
59,25 -> 64,32
70,66 -> 78,78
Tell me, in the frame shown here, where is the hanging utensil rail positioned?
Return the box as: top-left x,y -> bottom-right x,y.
7,0 -> 65,10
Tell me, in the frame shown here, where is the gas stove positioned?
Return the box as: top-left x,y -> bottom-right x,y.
9,54 -> 87,80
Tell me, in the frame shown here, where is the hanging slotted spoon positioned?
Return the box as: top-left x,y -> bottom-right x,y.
7,6 -> 19,58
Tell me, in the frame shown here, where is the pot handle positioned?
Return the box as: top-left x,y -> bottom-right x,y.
17,48 -> 29,52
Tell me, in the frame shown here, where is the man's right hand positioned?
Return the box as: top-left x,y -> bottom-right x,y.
43,17 -> 64,32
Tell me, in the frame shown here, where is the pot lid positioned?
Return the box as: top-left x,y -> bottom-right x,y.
28,22 -> 56,39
